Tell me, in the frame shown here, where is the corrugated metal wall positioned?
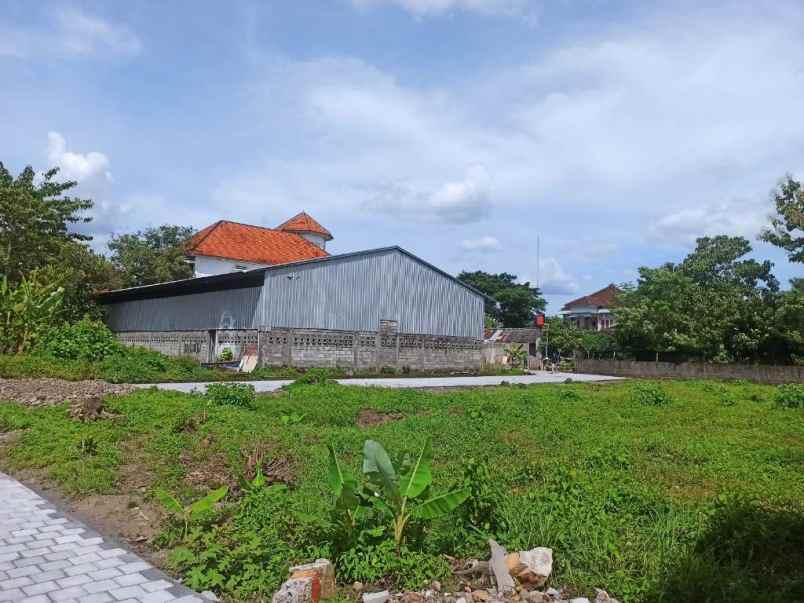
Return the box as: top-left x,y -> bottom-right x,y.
105,286 -> 261,332
259,250 -> 483,338
105,249 -> 484,338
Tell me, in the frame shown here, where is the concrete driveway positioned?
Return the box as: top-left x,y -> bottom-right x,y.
138,371 -> 622,394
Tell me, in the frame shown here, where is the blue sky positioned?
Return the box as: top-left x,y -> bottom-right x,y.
2,0 -> 802,312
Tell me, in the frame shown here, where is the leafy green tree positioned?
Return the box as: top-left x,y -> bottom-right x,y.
458,271 -> 545,327
0,163 -> 92,282
0,271 -> 64,354
108,225 -> 195,287
760,176 -> 804,263
614,235 -> 800,363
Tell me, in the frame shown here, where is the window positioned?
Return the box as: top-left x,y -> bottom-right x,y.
234,264 -> 248,271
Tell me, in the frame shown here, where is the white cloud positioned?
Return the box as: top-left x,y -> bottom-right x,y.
351,0 -> 529,17
0,8 -> 141,59
364,166 -> 493,223
651,197 -> 771,246
46,132 -> 112,184
461,235 -> 501,251
527,257 -> 579,295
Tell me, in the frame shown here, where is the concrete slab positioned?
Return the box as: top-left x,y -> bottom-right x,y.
138,372 -> 623,394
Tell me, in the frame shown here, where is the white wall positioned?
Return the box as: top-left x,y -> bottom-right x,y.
299,232 -> 327,249
193,255 -> 270,277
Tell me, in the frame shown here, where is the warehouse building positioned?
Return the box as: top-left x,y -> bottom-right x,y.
98,246 -> 486,371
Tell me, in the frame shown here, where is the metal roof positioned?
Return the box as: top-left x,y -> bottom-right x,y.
97,246 -> 491,304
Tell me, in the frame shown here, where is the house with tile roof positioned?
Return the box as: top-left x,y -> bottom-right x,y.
185,212 -> 332,277
560,284 -> 621,331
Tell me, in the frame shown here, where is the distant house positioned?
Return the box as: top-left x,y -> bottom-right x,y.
185,212 -> 333,278
560,284 -> 621,331
483,327 -> 542,369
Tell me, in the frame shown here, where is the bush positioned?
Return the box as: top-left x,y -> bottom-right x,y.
0,272 -> 64,354
218,347 -> 234,362
631,382 -> 672,406
775,384 -> 804,409
291,368 -> 337,386
205,383 -> 256,408
38,317 -> 121,361
337,541 -> 451,590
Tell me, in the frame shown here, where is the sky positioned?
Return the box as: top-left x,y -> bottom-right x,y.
2,0 -> 802,313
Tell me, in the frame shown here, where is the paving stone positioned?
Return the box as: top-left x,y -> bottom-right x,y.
1,471 -> 206,603
50,585 -> 89,601
84,578 -> 121,594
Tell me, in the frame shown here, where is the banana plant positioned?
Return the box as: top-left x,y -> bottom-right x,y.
156,486 -> 228,538
328,439 -> 470,554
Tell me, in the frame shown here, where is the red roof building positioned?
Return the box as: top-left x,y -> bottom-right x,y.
185,213 -> 332,277
560,284 -> 621,331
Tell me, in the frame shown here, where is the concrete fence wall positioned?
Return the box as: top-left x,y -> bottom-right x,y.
575,358 -> 803,385
117,326 -> 482,372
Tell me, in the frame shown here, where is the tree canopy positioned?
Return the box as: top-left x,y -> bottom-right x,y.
614,235 -> 801,363
458,270 -> 545,327
760,176 -> 804,263
0,163 -> 93,283
108,225 -> 196,288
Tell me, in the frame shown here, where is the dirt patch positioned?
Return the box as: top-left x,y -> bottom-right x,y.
357,408 -> 404,427
73,494 -> 164,545
242,444 -> 295,487
0,378 -> 133,407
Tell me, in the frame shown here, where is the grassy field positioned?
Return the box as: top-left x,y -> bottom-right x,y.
1,379 -> 803,602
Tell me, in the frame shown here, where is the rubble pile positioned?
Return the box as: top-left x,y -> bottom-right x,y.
271,541 -> 619,603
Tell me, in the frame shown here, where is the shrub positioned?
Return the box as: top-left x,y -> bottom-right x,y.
631,382 -> 672,406
337,540 -> 450,590
0,272 -> 64,354
775,384 -> 804,409
292,368 -> 337,386
38,317 -> 121,361
205,383 -> 256,408
218,347 -> 234,362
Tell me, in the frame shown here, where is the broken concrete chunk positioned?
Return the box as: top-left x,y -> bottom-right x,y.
568,599 -> 590,603
363,590 -> 390,603
509,548 -> 553,587
273,577 -> 318,603
488,539 -> 517,594
290,558 -> 336,599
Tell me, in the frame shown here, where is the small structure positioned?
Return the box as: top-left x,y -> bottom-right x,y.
483,328 -> 542,370
560,284 -> 620,331
98,246 -> 487,372
185,212 -> 331,278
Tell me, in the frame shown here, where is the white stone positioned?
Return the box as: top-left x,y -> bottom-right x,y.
363,590 -> 390,603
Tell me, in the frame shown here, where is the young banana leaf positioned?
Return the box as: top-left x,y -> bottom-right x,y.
362,439 -> 400,504
414,487 -> 470,520
188,486 -> 228,518
155,489 -> 183,515
399,439 -> 433,500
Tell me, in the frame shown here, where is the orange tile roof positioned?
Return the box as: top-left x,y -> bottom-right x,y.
562,284 -> 621,310
276,211 -> 333,240
185,220 -> 329,265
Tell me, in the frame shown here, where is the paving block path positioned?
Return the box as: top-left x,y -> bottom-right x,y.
0,472 -> 209,603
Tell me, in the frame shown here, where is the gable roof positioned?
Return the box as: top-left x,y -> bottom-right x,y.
185,220 -> 328,265
484,328 -> 541,344
98,246 -> 491,304
562,284 -> 621,311
276,211 -> 333,240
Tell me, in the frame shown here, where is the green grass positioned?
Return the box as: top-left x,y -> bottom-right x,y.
1,380 -> 803,602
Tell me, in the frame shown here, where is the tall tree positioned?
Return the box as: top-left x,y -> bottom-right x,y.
458,270 -> 545,327
108,225 -> 195,287
0,163 -> 92,282
760,176 -> 804,263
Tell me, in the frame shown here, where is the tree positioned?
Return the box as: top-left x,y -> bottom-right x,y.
0,163 -> 92,282
760,176 -> 804,263
108,225 -> 195,287
458,270 -> 545,327
42,243 -> 121,321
